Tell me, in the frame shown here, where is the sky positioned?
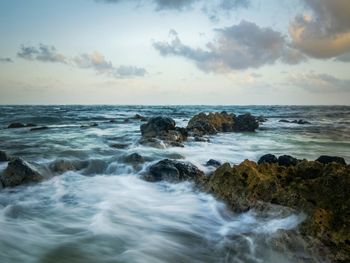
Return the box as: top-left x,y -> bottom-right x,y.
0,0 -> 349,105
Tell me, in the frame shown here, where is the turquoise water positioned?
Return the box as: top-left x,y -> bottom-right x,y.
0,105 -> 348,263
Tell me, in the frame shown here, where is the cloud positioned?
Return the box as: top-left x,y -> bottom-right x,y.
288,72 -> 350,92
153,21 -> 304,72
335,52 -> 350,62
290,0 -> 350,59
0,57 -> 13,63
17,45 -> 146,79
96,0 -> 249,14
17,44 -> 67,63
74,51 -> 147,78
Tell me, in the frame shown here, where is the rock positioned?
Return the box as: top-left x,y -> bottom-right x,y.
109,119 -> 116,123
194,136 -> 210,142
8,123 -> 25,129
80,123 -> 98,128
234,113 -> 259,132
0,150 -> 10,162
123,153 -> 145,164
257,115 -> 268,123
49,159 -> 85,173
140,116 -> 176,138
133,114 -> 148,121
279,119 -> 290,123
315,155 -> 346,165
187,112 -> 235,135
145,159 -> 204,183
30,126 -> 49,131
110,143 -> 129,149
278,155 -> 298,166
258,154 -> 278,164
206,159 -> 221,167
140,117 -> 187,146
204,158 -> 350,262
0,157 -> 44,187
291,119 -> 311,125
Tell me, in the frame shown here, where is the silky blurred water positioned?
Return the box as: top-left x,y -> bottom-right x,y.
0,105 -> 348,263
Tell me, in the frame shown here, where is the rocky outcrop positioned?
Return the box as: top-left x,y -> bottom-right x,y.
187,112 -> 259,136
140,116 -> 187,147
258,154 -> 299,166
204,157 -> 350,262
0,157 -> 44,187
144,159 -> 204,183
316,155 -> 346,165
0,150 -> 10,162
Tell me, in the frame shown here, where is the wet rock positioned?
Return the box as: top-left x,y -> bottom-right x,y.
8,123 -> 26,129
204,158 -> 350,262
49,159 -> 85,173
258,154 -> 278,164
187,112 -> 235,135
144,159 -> 204,183
279,119 -> 290,123
278,155 -> 298,166
123,153 -> 145,164
133,114 -> 148,122
140,116 -> 187,146
0,157 -> 44,187
234,113 -> 259,132
206,159 -> 221,167
316,155 -> 346,165
26,123 -> 37,127
0,150 -> 10,162
30,126 -> 49,131
80,123 -> 98,128
110,143 -> 129,149
291,119 -> 311,125
257,115 -> 267,123
194,136 -> 210,142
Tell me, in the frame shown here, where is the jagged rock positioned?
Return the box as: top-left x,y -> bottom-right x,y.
8,123 -> 25,129
258,154 -> 278,164
187,112 -> 259,136
30,126 -> 49,131
0,157 -> 44,187
144,159 -> 204,183
278,155 -> 298,166
123,153 -> 145,164
204,158 -> 350,262
0,150 -> 10,162
316,155 -> 346,165
140,116 -> 187,146
206,159 -> 221,167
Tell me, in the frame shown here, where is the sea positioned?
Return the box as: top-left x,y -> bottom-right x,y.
0,105 -> 349,263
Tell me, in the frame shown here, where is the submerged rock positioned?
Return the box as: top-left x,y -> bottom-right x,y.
279,119 -> 311,125
30,126 -> 49,131
0,150 -> 10,162
0,157 -> 44,187
123,153 -> 145,164
204,156 -> 350,262
110,143 -> 129,149
316,155 -> 346,165
144,159 -> 204,183
8,123 -> 26,129
49,159 -> 85,173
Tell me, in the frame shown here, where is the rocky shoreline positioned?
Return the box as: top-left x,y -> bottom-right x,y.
1,111 -> 349,262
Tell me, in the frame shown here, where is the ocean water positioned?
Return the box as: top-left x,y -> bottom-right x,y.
0,105 -> 349,263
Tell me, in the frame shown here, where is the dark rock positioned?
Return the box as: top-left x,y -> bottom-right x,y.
257,115 -> 268,123
206,159 -> 221,167
0,150 -> 10,162
145,159 -> 204,183
110,143 -> 129,149
30,126 -> 49,131
316,155 -> 346,165
140,116 -> 176,138
133,114 -> 148,121
291,119 -> 311,125
258,154 -> 278,164
109,119 -> 116,123
49,159 -> 85,173
8,123 -> 25,129
278,155 -> 298,166
123,153 -> 145,164
194,136 -> 210,142
187,112 -> 235,135
279,119 -> 290,123
0,157 -> 44,187
234,113 -> 259,132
